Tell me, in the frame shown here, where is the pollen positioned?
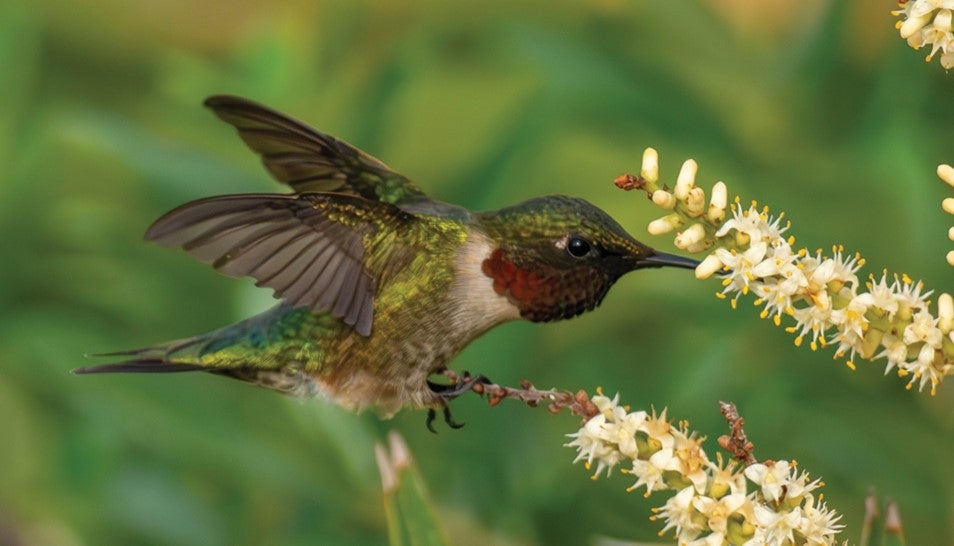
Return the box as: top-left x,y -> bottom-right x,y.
846,361 -> 857,371
794,336 -> 803,347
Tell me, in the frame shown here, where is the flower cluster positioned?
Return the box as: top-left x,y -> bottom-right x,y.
566,392 -> 844,545
940,164 -> 954,265
630,149 -> 954,395
893,0 -> 954,69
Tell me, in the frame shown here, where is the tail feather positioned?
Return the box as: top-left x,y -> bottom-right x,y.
77,330 -> 224,375
73,360 -> 206,374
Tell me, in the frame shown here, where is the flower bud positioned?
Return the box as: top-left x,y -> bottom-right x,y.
684,186 -> 706,217
673,159 -> 697,200
647,214 -> 683,235
695,254 -> 724,280
674,223 -> 705,250
939,164 -> 954,188
641,148 -> 659,184
939,293 -> 953,332
651,189 -> 676,210
707,181 -> 727,223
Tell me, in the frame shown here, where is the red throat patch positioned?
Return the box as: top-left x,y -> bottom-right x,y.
480,248 -> 550,306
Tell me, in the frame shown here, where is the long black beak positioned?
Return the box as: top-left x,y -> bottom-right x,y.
635,250 -> 700,270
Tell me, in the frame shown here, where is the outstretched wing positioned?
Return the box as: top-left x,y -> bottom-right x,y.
145,192 -> 415,336
204,95 -> 428,206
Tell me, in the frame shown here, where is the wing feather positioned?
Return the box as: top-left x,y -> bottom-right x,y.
204,95 -> 427,205
146,193 -> 414,336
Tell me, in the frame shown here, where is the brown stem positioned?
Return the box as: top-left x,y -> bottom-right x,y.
717,400 -> 757,465
471,380 -> 600,421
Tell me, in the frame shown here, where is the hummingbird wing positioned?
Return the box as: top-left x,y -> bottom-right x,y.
203,95 -> 428,206
145,192 -> 415,336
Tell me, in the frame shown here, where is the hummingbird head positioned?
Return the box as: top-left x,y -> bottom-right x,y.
478,195 -> 698,323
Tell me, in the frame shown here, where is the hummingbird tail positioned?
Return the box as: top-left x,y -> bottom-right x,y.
72,359 -> 205,374
76,333 -> 214,375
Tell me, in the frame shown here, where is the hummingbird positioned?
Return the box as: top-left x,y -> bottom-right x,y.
76,95 -> 698,428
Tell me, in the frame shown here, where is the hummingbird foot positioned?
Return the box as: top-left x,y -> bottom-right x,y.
426,371 -> 492,399
424,371 -> 492,433
425,405 -> 466,434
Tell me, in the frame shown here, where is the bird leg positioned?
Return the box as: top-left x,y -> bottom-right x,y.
424,370 -> 492,433
426,370 -> 492,399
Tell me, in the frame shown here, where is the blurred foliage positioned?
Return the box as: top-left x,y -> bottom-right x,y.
376,432 -> 449,546
1,0 -> 952,544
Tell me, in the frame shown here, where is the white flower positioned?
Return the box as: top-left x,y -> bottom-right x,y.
798,495 -> 844,546
655,486 -> 705,542
828,295 -> 871,364
903,309 -> 943,348
744,460 -> 793,503
693,493 -> 747,534
857,273 -> 900,320
684,534 -> 726,546
749,504 -> 802,546
896,1 -> 954,68
876,333 -> 909,375
566,414 -> 620,477
894,277 -> 933,316
629,448 -> 675,495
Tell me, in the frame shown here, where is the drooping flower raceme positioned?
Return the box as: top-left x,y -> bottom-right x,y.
566,392 -> 844,545
623,149 -> 954,395
893,0 -> 954,69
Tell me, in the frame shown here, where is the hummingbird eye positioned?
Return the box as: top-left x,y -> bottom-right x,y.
566,236 -> 592,258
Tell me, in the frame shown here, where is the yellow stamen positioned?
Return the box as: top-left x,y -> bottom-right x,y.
794,336 -> 803,347
846,361 -> 856,371
773,315 -> 781,326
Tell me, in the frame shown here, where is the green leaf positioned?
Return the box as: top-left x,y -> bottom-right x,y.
376,432 -> 449,546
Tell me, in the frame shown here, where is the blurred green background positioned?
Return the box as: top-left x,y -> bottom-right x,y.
1,0 -> 952,544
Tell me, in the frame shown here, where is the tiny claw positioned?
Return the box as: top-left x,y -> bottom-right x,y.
444,406 -> 465,429
427,372 -> 492,399
426,408 -> 438,434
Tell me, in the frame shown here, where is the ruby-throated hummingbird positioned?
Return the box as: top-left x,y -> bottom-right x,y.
76,96 -> 698,426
